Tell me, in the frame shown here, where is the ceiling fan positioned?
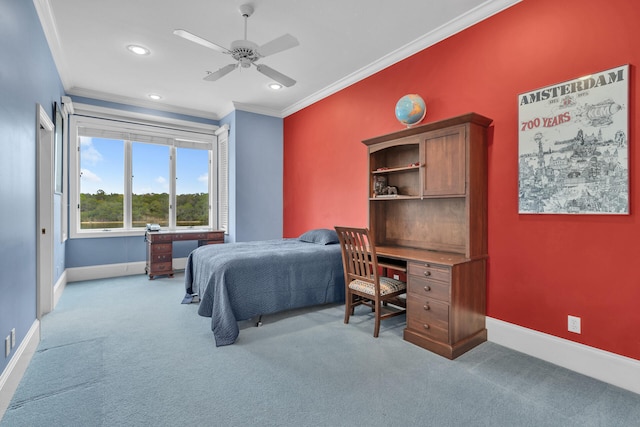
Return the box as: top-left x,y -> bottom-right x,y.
173,3 -> 299,87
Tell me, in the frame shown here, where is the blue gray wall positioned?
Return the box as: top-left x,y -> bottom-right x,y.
0,0 -> 65,374
233,110 -> 283,242
217,109 -> 284,243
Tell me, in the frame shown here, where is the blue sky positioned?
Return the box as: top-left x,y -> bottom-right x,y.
80,137 -> 209,195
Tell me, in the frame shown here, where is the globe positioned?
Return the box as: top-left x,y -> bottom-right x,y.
395,94 -> 426,127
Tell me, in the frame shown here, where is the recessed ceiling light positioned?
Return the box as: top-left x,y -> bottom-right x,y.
148,94 -> 162,100
268,83 -> 283,90
127,45 -> 150,55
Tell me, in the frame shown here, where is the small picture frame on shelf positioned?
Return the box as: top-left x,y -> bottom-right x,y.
374,175 -> 387,196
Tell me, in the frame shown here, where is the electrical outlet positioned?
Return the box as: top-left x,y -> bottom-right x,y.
4,336 -> 10,357
11,328 -> 15,348
568,315 -> 581,334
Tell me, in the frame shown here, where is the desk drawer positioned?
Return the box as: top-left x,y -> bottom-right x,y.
151,252 -> 172,263
205,232 -> 224,243
408,276 -> 449,302
407,297 -> 449,342
408,262 -> 450,282
174,232 -> 207,241
149,262 -> 172,273
149,243 -> 172,254
147,233 -> 173,243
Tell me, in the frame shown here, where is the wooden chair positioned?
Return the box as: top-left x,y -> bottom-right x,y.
334,226 -> 407,337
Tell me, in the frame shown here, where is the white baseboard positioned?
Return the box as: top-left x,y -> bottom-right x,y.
0,320 -> 40,420
53,269 -> 67,309
66,258 -> 188,282
487,317 -> 640,395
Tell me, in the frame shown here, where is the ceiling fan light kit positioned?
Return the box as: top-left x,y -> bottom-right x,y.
174,3 -> 298,87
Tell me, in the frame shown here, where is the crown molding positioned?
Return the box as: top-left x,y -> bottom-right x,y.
281,0 -> 522,117
66,87 -> 219,121
33,0 -> 73,89
232,102 -> 284,118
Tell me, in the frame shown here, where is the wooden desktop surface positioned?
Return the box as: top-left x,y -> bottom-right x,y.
375,245 -> 471,267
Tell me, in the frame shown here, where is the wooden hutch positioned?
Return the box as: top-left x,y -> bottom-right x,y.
362,113 -> 492,359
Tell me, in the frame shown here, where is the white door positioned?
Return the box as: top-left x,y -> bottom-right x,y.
37,104 -> 54,319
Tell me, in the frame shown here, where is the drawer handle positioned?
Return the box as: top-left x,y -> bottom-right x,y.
423,324 -> 430,330
424,271 -> 431,277
423,304 -> 430,311
423,285 -> 431,292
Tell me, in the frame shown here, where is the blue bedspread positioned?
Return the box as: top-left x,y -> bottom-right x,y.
184,239 -> 345,346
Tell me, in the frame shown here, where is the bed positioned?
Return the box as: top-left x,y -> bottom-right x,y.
184,229 -> 345,346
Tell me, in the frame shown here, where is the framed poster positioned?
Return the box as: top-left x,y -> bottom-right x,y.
518,65 -> 629,214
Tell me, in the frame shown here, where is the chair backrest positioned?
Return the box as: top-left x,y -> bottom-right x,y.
334,226 -> 380,290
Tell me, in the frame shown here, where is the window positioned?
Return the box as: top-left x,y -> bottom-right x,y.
79,136 -> 124,230
132,142 -> 170,228
175,146 -> 209,227
69,109 -> 226,238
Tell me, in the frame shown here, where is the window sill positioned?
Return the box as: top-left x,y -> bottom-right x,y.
70,229 -> 147,239
70,227 -> 223,239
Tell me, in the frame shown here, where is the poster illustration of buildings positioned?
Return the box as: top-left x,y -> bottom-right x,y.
518,65 -> 628,214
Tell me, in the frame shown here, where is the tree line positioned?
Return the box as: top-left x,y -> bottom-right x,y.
80,190 -> 208,226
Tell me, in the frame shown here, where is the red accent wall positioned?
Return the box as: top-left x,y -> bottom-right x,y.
283,0 -> 640,360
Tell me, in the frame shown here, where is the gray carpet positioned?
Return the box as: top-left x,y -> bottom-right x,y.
2,273 -> 639,427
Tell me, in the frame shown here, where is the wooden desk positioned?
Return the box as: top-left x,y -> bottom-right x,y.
362,114 -> 491,358
145,229 -> 224,279
376,245 -> 487,360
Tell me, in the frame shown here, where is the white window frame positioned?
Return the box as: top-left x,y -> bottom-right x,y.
68,104 -> 221,238
60,97 -> 74,242
215,125 -> 229,232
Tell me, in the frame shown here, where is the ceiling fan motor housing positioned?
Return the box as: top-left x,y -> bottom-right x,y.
230,40 -> 260,67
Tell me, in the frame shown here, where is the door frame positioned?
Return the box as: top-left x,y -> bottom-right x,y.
36,104 -> 54,319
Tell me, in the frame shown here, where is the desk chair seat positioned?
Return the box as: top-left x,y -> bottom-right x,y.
335,226 -> 407,338
349,277 -> 406,296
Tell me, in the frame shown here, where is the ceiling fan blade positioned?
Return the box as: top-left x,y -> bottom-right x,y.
173,29 -> 230,54
204,64 -> 238,81
255,64 -> 296,87
256,34 -> 299,57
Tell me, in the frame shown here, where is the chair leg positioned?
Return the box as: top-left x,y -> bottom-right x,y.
373,301 -> 381,338
344,292 -> 352,324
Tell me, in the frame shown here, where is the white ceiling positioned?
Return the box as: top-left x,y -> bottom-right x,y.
35,0 -> 520,120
